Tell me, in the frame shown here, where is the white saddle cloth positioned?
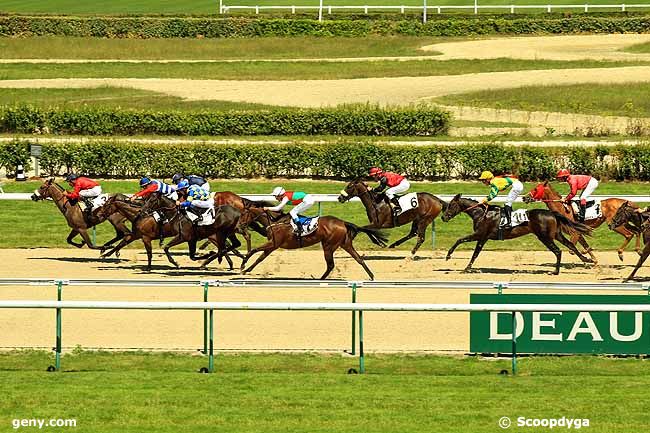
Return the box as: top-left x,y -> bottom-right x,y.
571,200 -> 602,221
395,193 -> 419,216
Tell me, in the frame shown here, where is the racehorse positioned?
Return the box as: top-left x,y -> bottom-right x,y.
97,194 -> 240,271
526,181 -> 642,261
31,178 -> 131,251
442,194 -> 593,275
609,202 -> 650,281
240,208 -> 388,280
337,179 -> 446,255
141,193 -> 243,269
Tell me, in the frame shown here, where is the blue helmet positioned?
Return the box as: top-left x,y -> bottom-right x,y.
171,173 -> 184,184
65,173 -> 79,183
176,180 -> 190,190
139,177 -> 152,188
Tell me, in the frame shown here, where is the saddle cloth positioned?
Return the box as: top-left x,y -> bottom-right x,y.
290,216 -> 319,236
500,209 -> 529,227
185,208 -> 215,226
78,194 -> 109,211
395,193 -> 419,216
571,200 -> 602,221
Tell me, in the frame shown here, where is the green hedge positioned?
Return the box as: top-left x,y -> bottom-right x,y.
1,15 -> 650,38
2,141 -> 649,181
0,106 -> 450,136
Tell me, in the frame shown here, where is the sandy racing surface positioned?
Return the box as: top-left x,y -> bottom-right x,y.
1,248 -> 646,353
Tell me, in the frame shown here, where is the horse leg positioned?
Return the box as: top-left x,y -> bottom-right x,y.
410,218 -> 433,256
142,237 -> 153,272
239,227 -> 252,253
162,235 -> 186,268
555,231 -> 593,264
242,245 -> 277,275
66,229 -> 85,248
320,244 -> 336,280
625,243 -> 650,282
464,239 -> 487,272
614,226 -> 635,262
102,231 -> 139,259
76,228 -> 102,250
340,241 -> 374,281
578,235 -> 598,265
388,220 -> 418,249
536,234 -> 562,275
447,232 -> 481,261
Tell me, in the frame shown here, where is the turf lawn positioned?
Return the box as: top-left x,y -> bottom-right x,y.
2,179 -> 648,250
0,351 -> 648,432
436,83 -> 650,117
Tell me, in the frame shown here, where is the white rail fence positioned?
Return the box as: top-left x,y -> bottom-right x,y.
2,278 -> 650,374
219,2 -> 650,21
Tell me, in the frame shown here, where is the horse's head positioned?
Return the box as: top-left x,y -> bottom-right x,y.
609,201 -> 635,230
31,178 -> 56,201
338,178 -> 368,203
442,193 -> 463,222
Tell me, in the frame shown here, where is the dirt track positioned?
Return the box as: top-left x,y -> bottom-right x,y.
0,248 -> 646,353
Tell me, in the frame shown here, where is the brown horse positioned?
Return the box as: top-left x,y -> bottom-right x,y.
30,178 -> 131,251
610,202 -> 650,281
526,181 -> 641,261
240,208 -> 388,280
337,179 -> 446,255
97,194 -> 239,271
442,194 -> 593,275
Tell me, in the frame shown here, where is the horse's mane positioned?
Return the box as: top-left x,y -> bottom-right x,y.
242,197 -> 275,208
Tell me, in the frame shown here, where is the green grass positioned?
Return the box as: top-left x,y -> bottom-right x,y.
2,0 -> 650,14
4,58 -> 650,81
0,36 -> 443,60
2,179 -> 648,250
436,83 -> 650,117
623,42 -> 650,53
1,351 -> 649,433
0,88 -> 284,111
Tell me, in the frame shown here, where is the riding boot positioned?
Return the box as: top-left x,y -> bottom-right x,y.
390,197 -> 402,215
294,219 -> 303,246
503,205 -> 512,229
579,203 -> 586,223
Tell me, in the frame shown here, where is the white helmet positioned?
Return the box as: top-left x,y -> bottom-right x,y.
271,186 -> 285,196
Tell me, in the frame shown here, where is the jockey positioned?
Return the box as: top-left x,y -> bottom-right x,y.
176,181 -> 214,222
64,173 -> 102,217
264,187 -> 315,233
556,169 -> 599,222
172,173 -> 210,192
479,171 -> 523,229
369,167 -> 410,214
131,177 -> 177,201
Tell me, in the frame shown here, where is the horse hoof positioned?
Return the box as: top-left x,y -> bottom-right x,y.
388,244 -> 396,249
618,253 -> 624,262
637,251 -> 643,257
445,255 -> 451,261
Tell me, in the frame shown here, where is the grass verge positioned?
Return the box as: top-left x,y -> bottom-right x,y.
2,179 -> 648,250
0,351 -> 648,433
435,83 -> 650,117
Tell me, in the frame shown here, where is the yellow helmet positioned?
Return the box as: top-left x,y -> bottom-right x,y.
479,171 -> 494,180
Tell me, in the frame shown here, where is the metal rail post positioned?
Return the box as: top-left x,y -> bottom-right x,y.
203,281 -> 209,354
350,282 -> 357,355
431,219 -> 436,249
55,280 -> 63,371
422,0 -> 427,23
511,311 -> 517,375
209,309 -> 215,373
359,309 -> 365,374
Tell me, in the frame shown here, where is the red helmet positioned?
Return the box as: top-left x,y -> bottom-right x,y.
369,167 -> 383,177
556,169 -> 570,178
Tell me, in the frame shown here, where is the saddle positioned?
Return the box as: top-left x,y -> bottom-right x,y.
290,216 -> 319,236
569,200 -> 601,221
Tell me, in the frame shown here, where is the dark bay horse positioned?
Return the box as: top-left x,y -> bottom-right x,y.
337,179 -> 446,255
442,194 -> 593,275
240,208 -> 388,280
526,181 -> 641,261
610,202 -> 650,281
31,178 -> 131,251
97,194 -> 239,271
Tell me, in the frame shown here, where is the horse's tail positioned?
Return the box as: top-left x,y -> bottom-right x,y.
344,222 -> 388,247
553,212 -> 592,237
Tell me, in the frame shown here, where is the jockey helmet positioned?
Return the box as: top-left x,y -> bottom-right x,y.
479,171 -> 494,180
556,169 -> 571,178
176,180 -> 190,190
369,167 -> 383,177
171,173 -> 184,184
65,173 -> 79,182
139,177 -> 152,188
272,186 -> 285,197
